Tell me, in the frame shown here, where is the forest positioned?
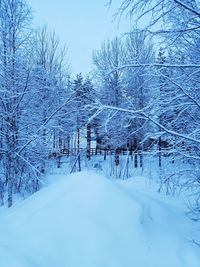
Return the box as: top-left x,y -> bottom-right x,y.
0,0 -> 200,217
0,0 -> 200,266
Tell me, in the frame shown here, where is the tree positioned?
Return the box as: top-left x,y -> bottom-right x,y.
83,76 -> 95,160
93,32 -> 155,168
93,37 -> 124,107
109,0 -> 200,31
72,74 -> 95,170
123,30 -> 155,165
0,2 -> 71,207
101,1 -> 200,203
0,0 -> 32,207
32,26 -> 71,169
93,37 -> 127,166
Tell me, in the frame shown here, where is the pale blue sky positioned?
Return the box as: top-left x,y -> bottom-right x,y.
27,0 -> 131,75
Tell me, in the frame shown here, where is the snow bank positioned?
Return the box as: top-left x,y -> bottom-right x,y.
0,171 -> 199,267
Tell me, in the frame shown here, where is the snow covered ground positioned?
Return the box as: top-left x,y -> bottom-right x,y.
0,170 -> 199,267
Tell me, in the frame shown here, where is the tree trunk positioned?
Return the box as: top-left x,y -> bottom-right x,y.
134,153 -> 138,168
140,153 -> 143,168
7,152 -> 14,208
104,147 -> 107,160
158,137 -> 162,167
115,148 -> 120,166
77,128 -> 81,171
86,124 -> 91,160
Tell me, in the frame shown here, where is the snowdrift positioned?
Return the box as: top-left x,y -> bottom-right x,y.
0,171 -> 199,267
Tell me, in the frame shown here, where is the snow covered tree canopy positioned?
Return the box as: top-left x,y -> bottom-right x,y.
0,0 -> 71,207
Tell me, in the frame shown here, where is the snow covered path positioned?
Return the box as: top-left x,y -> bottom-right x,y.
0,171 -> 199,267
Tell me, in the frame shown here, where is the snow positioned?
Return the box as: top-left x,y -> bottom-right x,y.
0,171 -> 199,267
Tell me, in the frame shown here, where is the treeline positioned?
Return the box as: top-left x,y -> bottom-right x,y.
1,0 -> 200,214
92,0 -> 200,219
0,0 -> 75,207
89,30 -> 200,162
0,0 -> 96,207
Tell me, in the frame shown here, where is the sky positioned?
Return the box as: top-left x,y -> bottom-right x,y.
27,0 -> 131,75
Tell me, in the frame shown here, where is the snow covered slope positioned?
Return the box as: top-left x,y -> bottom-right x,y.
0,171 -> 199,267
